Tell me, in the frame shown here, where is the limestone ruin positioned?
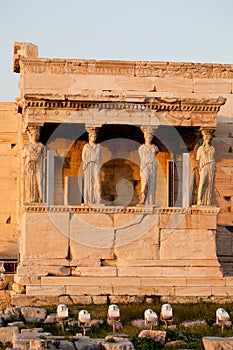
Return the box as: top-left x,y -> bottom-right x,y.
0,42 -> 232,305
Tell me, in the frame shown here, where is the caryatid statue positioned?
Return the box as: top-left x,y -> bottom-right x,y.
82,127 -> 102,205
138,127 -> 159,205
196,129 -> 216,206
23,126 -> 45,203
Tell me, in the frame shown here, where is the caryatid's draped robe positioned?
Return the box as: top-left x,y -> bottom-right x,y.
82,142 -> 102,205
24,141 -> 44,203
196,141 -> 216,206
138,143 -> 159,205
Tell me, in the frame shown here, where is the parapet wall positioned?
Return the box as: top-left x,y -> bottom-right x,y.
12,206 -> 230,305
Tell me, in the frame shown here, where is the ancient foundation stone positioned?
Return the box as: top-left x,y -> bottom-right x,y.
138,330 -> 166,345
0,326 -> 18,344
20,307 -> 47,323
203,336 -> 233,349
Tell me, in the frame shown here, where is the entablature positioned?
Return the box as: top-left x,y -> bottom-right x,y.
19,96 -> 225,129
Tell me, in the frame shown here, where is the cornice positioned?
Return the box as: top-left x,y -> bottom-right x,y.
24,96 -> 226,114
20,58 -> 233,79
19,96 -> 225,129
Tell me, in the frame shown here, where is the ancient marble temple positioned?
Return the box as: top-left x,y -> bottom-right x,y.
1,42 -> 232,305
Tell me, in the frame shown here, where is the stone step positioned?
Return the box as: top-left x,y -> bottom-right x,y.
23,284 -> 233,299
21,275 -> 232,298
38,275 -> 228,287
15,263 -> 223,281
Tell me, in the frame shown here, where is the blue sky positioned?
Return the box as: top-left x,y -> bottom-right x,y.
1,0 -> 233,101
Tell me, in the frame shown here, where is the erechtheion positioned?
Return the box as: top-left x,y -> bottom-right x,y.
0,42 -> 232,305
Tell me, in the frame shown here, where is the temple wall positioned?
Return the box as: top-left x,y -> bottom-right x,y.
0,103 -> 20,259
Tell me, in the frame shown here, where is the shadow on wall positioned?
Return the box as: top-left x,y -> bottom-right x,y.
101,159 -> 140,206
216,226 -> 233,276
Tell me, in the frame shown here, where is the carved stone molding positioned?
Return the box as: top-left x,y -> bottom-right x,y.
23,204 -> 220,215
24,97 -> 226,113
190,205 -> 220,214
19,58 -> 233,79
21,97 -> 225,129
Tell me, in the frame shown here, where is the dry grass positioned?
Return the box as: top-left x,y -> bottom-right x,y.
42,301 -> 233,349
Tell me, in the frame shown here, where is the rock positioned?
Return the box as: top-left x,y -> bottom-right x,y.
130,319 -> 146,329
12,283 -> 25,294
203,336 -> 233,349
181,320 -> 208,328
101,339 -> 134,350
105,335 -> 129,341
0,290 -> 11,311
59,340 -> 76,350
167,324 -> 177,330
0,314 -> 13,324
5,307 -> 22,321
13,333 -> 38,349
165,340 -> 187,348
0,327 -> 19,345
21,307 -> 47,323
29,338 -> 47,349
13,331 -> 47,349
138,330 -> 166,345
145,298 -> 154,304
47,339 -> 61,348
11,294 -> 60,307
109,296 -> 142,304
8,321 -> 25,327
0,281 -> 8,290
74,338 -> 102,349
44,313 -> 57,324
21,328 -> 44,333
90,319 -> 104,328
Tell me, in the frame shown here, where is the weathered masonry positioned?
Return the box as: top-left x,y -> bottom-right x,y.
1,42 -> 233,305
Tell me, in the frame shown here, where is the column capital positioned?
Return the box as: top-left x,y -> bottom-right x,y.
200,127 -> 216,138
141,126 -> 158,136
25,125 -> 41,142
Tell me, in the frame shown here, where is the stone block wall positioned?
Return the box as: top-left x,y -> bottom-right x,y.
0,103 -> 20,259
12,207 -> 232,304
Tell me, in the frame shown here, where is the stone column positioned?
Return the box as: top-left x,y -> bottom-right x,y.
82,126 -> 102,205
196,128 -> 216,206
138,126 -> 159,205
23,126 -> 45,204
